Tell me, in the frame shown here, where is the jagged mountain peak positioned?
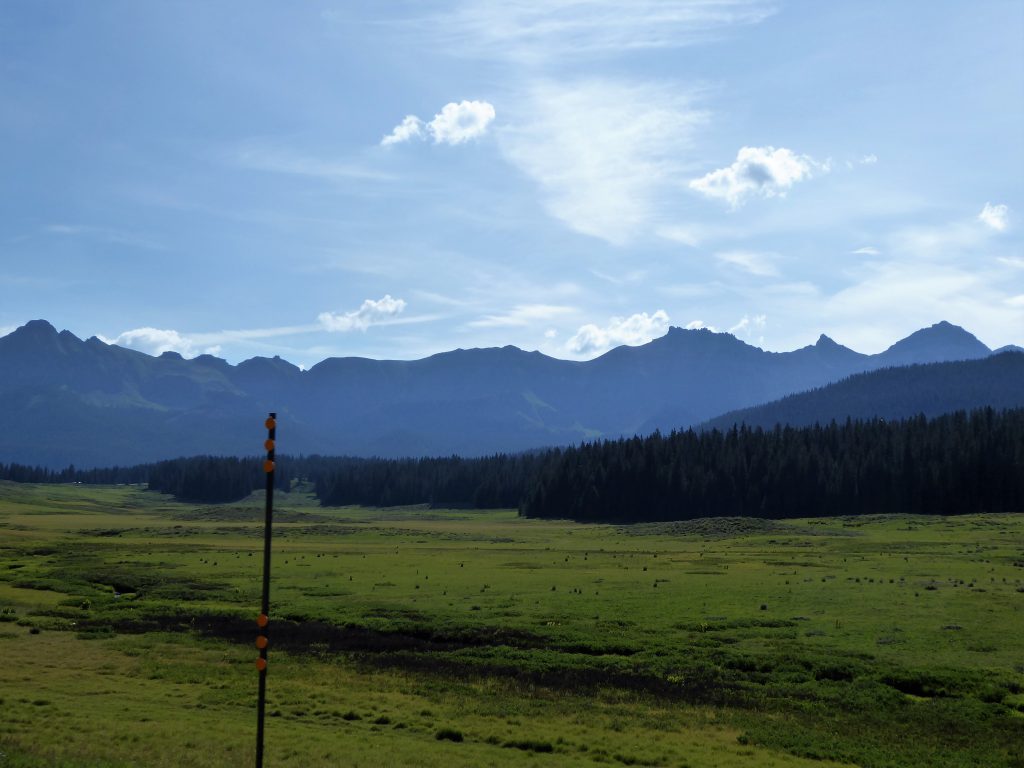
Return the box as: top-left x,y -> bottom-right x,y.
632,325 -> 753,354
6,319 -> 59,341
879,321 -> 990,365
1,317 -> 1019,467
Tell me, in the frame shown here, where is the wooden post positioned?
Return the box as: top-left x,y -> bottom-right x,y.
255,413 -> 276,768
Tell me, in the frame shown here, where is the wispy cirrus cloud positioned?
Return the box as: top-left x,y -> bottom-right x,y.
715,249 -> 779,277
781,205 -> 1024,352
822,261 -> 1019,352
374,4 -> 780,245
382,100 -> 496,146
428,0 -> 776,62
728,313 -> 767,343
233,142 -> 393,182
566,309 -> 670,356
102,297 -> 418,359
499,79 -> 706,244
45,224 -> 166,251
689,146 -> 826,208
467,303 -> 574,328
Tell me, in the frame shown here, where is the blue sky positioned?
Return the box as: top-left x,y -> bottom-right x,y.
1,0 -> 1022,366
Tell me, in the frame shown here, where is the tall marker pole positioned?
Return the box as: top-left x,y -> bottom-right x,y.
255,413 -> 276,768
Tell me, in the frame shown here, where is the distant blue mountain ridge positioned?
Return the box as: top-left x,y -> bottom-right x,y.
0,319 -> 1018,467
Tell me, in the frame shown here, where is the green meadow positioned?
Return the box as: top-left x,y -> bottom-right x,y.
1,480 -> 1022,767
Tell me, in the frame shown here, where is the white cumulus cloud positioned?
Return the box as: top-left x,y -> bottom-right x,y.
689,146 -> 823,207
978,202 -> 1009,232
380,115 -> 424,146
566,310 -> 670,356
102,328 -> 208,358
381,101 -> 495,146
428,100 -> 496,144
851,246 -> 881,256
318,295 -> 407,332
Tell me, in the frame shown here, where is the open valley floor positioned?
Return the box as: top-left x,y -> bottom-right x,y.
1,482 -> 1022,767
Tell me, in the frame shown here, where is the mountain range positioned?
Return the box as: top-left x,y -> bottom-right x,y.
0,319 -> 1019,467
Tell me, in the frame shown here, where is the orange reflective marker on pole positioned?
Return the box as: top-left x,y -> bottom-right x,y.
264,439 -> 275,452
263,459 -> 275,474
256,613 -> 269,628
256,636 -> 268,650
255,658 -> 267,671
264,417 -> 276,431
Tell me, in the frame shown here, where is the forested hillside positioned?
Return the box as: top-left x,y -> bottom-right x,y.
521,408 -> 1024,521
704,352 -> 1024,431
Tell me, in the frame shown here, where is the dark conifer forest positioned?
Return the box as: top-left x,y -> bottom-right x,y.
4,407 -> 1022,521
520,408 -> 1024,521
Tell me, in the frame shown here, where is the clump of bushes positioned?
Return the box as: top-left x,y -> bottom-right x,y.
435,727 -> 464,742
503,739 -> 554,753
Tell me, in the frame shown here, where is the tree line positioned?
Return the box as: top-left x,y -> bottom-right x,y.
521,408 -> 1024,521
2,408 -> 1022,520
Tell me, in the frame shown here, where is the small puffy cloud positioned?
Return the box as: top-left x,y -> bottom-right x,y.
978,202 -> 1009,232
715,249 -> 779,277
102,327 -> 207,358
381,100 -> 495,146
381,116 -> 424,146
428,100 -> 495,144
689,146 -> 822,207
566,310 -> 670,356
860,154 -> 878,165
318,295 -> 407,332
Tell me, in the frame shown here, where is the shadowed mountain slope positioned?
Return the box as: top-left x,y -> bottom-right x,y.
0,319 -> 1013,467
703,352 -> 1024,431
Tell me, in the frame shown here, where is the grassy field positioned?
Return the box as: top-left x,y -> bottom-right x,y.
1,481 -> 1022,767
